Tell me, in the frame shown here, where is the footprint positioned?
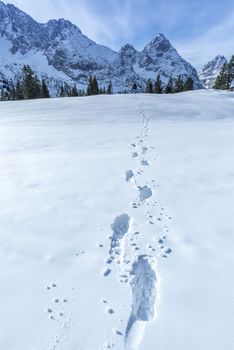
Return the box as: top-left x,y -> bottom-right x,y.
164,248 -> 172,255
139,186 -> 153,201
141,160 -> 149,166
109,214 -> 130,255
103,268 -> 112,277
107,308 -> 115,315
125,255 -> 158,341
126,170 -> 134,182
132,152 -> 139,158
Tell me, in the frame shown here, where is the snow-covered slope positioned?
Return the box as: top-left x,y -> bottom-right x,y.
199,55 -> 227,88
0,90 -> 234,349
0,1 -> 202,93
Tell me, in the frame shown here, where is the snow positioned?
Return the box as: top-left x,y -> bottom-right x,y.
0,90 -> 234,349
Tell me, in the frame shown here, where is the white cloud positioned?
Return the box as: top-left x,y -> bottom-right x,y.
176,11 -> 234,68
2,0 -> 234,69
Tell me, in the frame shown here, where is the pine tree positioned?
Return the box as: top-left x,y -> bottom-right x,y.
64,83 -> 71,97
87,76 -> 92,96
213,63 -> 230,90
15,79 -> 24,100
59,85 -> 65,97
107,80 -> 113,94
228,55 -> 234,83
132,83 -> 137,92
40,79 -> 50,98
9,85 -> 16,100
71,84 -> 78,97
92,76 -> 99,95
21,65 -> 39,99
174,75 -> 184,93
145,79 -> 153,93
165,76 -> 173,94
184,77 -> 194,91
154,74 -> 163,94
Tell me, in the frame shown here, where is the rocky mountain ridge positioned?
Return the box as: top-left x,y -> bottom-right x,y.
0,0 -> 202,95
199,55 -> 227,89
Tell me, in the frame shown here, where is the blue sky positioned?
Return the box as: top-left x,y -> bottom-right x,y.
3,0 -> 234,68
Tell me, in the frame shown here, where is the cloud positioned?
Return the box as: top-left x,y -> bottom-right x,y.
2,0 -> 234,68
176,11 -> 234,68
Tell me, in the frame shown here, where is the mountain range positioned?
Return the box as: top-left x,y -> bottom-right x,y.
1,1 -> 229,95
0,1 -> 206,95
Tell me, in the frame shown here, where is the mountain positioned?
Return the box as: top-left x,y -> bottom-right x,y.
199,55 -> 227,89
0,1 -> 202,95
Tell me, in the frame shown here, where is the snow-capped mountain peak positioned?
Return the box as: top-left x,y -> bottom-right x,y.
0,0 -> 202,94
199,55 -> 227,88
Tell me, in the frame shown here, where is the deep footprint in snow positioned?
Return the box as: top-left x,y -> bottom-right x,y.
139,186 -> 153,201
109,214 -> 130,254
125,255 -> 158,342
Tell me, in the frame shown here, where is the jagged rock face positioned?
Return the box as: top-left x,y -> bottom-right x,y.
199,55 -> 227,89
0,2 -> 46,54
0,1 -> 202,93
137,34 -> 201,85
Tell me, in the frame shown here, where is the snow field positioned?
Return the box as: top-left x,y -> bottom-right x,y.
0,90 -> 234,349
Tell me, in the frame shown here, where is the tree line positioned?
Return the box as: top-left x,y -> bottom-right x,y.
0,64 -> 195,101
0,66 -> 114,101
145,74 -> 194,94
213,56 -> 234,90
0,65 -> 50,101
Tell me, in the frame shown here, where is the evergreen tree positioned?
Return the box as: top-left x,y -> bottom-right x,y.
86,76 -> 100,95
87,76 -> 92,96
40,79 -> 50,98
165,76 -> 173,94
184,77 -> 194,91
213,63 -> 230,90
71,84 -> 78,97
92,76 -> 99,95
107,80 -> 113,94
132,83 -> 137,92
15,79 -> 24,100
21,65 -> 40,99
145,79 -> 153,93
64,83 -> 71,97
228,55 -> 234,83
59,85 -> 65,97
154,74 -> 163,94
9,85 -> 16,100
174,75 -> 184,93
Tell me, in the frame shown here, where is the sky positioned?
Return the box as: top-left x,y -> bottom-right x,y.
2,0 -> 234,68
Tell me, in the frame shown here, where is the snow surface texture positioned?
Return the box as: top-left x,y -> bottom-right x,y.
0,1 -> 202,94
0,90 -> 234,349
